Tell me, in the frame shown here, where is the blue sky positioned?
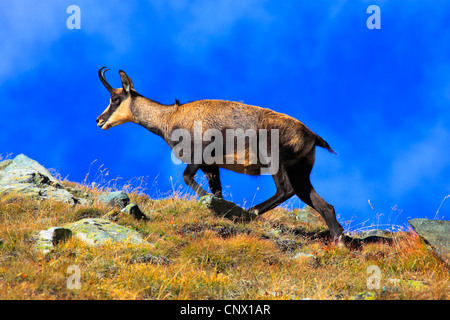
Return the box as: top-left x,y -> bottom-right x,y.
1,0 -> 449,231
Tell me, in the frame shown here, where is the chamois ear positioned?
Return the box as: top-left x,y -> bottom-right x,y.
119,70 -> 134,93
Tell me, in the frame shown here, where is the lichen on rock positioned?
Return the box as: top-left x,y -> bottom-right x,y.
63,218 -> 148,246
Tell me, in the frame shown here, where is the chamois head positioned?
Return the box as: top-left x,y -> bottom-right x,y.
96,67 -> 136,130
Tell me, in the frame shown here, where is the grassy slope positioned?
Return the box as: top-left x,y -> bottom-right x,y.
0,180 -> 448,300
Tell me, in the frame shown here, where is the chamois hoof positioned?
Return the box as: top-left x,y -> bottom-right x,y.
199,194 -> 258,222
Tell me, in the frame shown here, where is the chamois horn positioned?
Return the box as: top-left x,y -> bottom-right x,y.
98,67 -> 113,93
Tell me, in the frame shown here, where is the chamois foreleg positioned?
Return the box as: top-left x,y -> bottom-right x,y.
183,164 -> 211,197
248,165 -> 295,215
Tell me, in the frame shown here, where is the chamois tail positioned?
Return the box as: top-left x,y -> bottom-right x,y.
315,134 -> 336,154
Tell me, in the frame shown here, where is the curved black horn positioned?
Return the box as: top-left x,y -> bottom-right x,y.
98,66 -> 113,93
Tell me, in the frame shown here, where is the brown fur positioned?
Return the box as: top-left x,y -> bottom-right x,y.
96,69 -> 344,240
127,98 -> 317,172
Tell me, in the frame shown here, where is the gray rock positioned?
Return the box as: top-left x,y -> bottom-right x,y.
409,218 -> 450,265
275,238 -> 299,252
295,206 -> 322,224
0,176 -> 77,204
293,252 -> 320,268
199,195 -> 257,222
35,218 -> 149,252
351,292 -> 377,300
0,159 -> 12,171
120,203 -> 148,220
0,154 -> 85,205
39,187 -> 81,205
98,191 -> 130,209
293,252 -> 316,260
35,227 -> 73,254
357,229 -> 394,239
355,229 -> 395,244
63,218 -> 148,246
2,154 -> 62,188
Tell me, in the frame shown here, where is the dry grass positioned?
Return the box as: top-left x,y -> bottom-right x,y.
0,182 -> 448,300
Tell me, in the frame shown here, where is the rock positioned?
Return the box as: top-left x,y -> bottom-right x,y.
293,252 -> 319,267
275,238 -> 299,252
351,292 -> 377,300
408,218 -> 450,265
73,207 -> 103,220
295,206 -> 323,224
102,210 -> 121,221
63,218 -> 147,246
199,195 -> 257,222
98,191 -> 130,209
120,203 -> 148,220
34,218 -> 149,252
2,154 -> 62,187
293,252 -> 316,260
387,278 -> 426,291
0,154 -> 86,205
357,229 -> 394,239
35,227 -> 73,254
355,229 -> 394,244
65,187 -> 94,205
40,188 -> 81,205
0,159 -> 12,171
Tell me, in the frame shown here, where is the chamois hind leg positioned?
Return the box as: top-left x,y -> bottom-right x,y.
183,164 -> 210,197
248,165 -> 295,215
286,152 -> 344,239
200,166 -> 223,198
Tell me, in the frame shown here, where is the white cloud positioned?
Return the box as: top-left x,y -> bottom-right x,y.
150,0 -> 272,49
0,1 -> 63,82
389,125 -> 450,197
0,0 -> 137,84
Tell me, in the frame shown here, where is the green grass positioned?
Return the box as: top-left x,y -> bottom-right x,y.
0,180 -> 448,300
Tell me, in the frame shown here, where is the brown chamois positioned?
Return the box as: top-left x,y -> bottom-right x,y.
96,67 -> 344,239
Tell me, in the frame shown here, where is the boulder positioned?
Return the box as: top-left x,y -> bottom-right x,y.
98,191 -> 130,209
0,154 -> 86,205
355,229 -> 394,244
199,195 -> 257,222
351,292 -> 377,300
408,218 -> 450,265
63,218 -> 147,246
0,159 -> 12,171
357,229 -> 394,239
35,227 -> 73,254
293,252 -> 320,268
35,218 -> 149,253
293,252 -> 316,260
120,203 -> 148,220
2,154 -> 61,187
294,206 -> 323,224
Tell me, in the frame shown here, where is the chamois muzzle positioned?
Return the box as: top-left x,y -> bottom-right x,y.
96,116 -> 106,128
98,66 -> 113,93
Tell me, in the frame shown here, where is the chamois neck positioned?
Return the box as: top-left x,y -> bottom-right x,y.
131,95 -> 177,139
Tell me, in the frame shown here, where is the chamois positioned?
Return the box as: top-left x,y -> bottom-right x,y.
96,67 -> 344,239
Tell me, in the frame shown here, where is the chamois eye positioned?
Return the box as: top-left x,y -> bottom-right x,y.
111,97 -> 120,104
